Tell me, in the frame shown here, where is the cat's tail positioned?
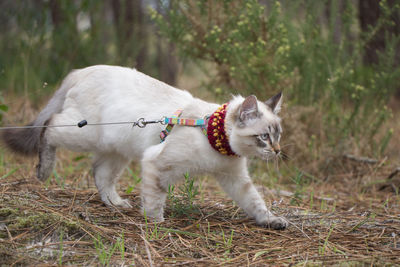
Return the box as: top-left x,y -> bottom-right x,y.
1,123 -> 41,156
1,70 -> 78,156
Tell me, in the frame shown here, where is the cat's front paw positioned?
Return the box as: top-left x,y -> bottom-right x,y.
115,198 -> 133,209
106,197 -> 133,209
257,215 -> 288,230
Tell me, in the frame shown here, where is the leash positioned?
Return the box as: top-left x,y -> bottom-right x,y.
0,104 -> 237,156
0,113 -> 208,131
0,117 -> 168,130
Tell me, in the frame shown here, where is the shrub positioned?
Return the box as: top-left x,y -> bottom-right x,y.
152,0 -> 400,162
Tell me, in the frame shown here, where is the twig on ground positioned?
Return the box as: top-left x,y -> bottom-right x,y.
387,167 -> 400,180
343,154 -> 379,164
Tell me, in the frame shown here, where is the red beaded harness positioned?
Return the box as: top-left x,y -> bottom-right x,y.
206,103 -> 237,156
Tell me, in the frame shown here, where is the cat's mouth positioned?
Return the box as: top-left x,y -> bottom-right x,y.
261,150 -> 279,161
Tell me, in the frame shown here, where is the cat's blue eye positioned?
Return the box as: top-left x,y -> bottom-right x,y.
260,133 -> 270,141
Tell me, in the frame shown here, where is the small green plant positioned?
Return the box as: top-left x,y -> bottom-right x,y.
213,228 -> 235,261
53,170 -> 65,189
143,208 -> 149,238
320,199 -> 326,211
319,224 -> 335,255
331,201 -> 337,213
126,167 -> 142,194
221,229 -> 234,255
148,222 -> 169,241
347,213 -> 376,233
0,168 -> 18,180
0,93 -> 8,124
309,189 -> 314,210
290,170 -> 305,205
167,172 -> 200,218
181,172 -> 199,210
378,128 -> 394,157
143,209 -> 169,241
118,232 -> 125,261
93,234 -> 124,266
58,230 -> 64,266
0,151 -> 18,180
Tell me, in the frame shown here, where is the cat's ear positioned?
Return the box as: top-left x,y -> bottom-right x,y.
239,95 -> 259,123
265,92 -> 282,114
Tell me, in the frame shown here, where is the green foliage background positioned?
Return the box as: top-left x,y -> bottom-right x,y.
0,0 -> 399,173
152,0 -> 399,161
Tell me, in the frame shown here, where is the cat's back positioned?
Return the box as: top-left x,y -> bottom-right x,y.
47,65 -> 196,156
65,65 -> 192,105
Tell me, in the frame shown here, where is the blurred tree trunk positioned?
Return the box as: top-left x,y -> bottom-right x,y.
49,0 -> 63,27
359,0 -> 400,98
325,0 -> 344,44
86,1 -> 110,65
49,0 -> 79,65
155,1 -> 178,86
111,0 -> 147,70
359,0 -> 384,65
359,0 -> 400,65
132,0 -> 147,70
161,42 -> 178,86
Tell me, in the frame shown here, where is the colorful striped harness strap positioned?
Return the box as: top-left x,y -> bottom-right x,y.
160,110 -> 208,142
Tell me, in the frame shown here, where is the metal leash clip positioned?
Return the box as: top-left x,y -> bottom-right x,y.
132,117 -> 168,128
136,118 -> 146,128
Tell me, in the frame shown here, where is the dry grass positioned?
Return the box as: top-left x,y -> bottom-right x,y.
1,148 -> 399,266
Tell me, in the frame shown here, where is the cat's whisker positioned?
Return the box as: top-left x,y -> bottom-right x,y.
274,157 -> 280,173
280,150 -> 291,161
277,155 -> 293,171
280,143 -> 295,149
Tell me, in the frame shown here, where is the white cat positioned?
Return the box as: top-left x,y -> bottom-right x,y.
2,65 -> 288,230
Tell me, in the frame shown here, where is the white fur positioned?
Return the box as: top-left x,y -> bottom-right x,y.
45,65 -> 287,229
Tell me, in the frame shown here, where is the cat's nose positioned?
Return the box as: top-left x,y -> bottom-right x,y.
272,143 -> 280,155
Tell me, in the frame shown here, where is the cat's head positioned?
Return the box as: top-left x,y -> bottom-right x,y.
228,92 -> 283,160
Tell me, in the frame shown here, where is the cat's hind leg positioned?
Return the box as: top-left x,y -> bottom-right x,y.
140,143 -> 174,222
93,153 -> 132,208
36,128 -> 57,181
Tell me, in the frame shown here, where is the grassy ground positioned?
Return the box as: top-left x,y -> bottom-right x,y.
1,100 -> 400,266
1,151 -> 399,266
